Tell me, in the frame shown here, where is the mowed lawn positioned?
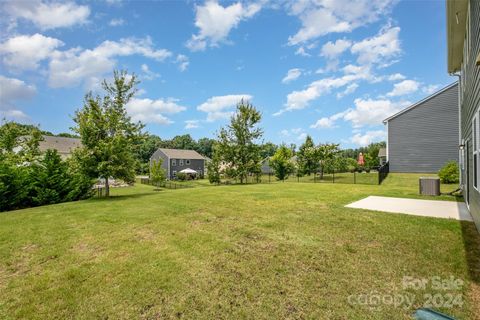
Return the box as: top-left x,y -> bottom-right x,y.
0,174 -> 479,319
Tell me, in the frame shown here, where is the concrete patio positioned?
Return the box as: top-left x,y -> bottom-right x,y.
346,196 -> 473,221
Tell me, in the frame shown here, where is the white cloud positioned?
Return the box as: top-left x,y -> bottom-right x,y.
422,84 -> 440,95
0,34 -> 64,71
282,68 -> 302,84
311,98 -> 409,129
320,38 -> 351,58
197,94 -> 252,121
295,47 -> 311,57
350,130 -> 386,146
343,98 -> 409,127
387,73 -> 406,81
109,18 -> 124,26
186,1 -> 261,51
126,97 -> 186,125
280,127 -> 307,141
4,0 -> 90,30
387,79 -> 420,97
286,0 -> 396,45
350,25 -> 401,66
336,83 -> 359,99
0,75 -> 36,119
141,64 -> 159,80
176,54 -> 189,72
185,120 -> 200,129
48,37 -> 172,88
277,68 -> 372,115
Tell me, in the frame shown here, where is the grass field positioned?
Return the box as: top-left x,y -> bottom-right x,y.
1,174 -> 478,319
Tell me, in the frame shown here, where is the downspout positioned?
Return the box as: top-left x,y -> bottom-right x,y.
450,73 -> 461,188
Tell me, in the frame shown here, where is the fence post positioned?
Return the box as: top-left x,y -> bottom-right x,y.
354,171 -> 356,184
333,169 -> 335,184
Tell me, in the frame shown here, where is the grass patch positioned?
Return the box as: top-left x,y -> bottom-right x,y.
0,174 -> 477,319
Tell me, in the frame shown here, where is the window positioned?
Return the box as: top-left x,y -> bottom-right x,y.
473,113 -> 479,190
173,170 -> 177,177
179,159 -> 184,166
172,159 -> 176,166
186,159 -> 190,165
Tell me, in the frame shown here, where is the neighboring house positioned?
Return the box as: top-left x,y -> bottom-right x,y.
150,148 -> 205,179
383,82 -> 459,173
261,157 -> 272,174
16,135 -> 82,159
38,136 -> 82,159
447,0 -> 480,229
378,148 -> 387,166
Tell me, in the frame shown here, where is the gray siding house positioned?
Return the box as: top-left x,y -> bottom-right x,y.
447,0 -> 480,230
150,148 -> 206,179
383,82 -> 459,173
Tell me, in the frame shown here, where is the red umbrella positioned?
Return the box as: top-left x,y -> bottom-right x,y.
357,152 -> 365,166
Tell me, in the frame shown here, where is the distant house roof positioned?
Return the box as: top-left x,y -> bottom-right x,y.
378,148 -> 386,158
157,148 -> 205,160
383,82 -> 458,123
38,135 -> 82,155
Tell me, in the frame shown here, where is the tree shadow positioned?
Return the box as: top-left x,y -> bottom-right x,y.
91,192 -> 156,201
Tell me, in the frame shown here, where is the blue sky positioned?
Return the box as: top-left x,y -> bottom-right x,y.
0,0 -> 454,147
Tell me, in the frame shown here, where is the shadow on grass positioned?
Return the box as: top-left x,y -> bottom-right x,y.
91,192 -> 156,201
460,220 -> 480,284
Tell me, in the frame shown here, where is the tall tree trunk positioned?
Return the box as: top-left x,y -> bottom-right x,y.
105,177 -> 110,197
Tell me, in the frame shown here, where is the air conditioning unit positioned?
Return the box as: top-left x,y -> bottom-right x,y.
419,177 -> 440,196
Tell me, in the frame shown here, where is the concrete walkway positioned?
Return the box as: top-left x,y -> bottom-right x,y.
345,196 -> 473,221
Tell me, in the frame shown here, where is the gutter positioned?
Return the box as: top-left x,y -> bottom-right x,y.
450,72 -> 462,188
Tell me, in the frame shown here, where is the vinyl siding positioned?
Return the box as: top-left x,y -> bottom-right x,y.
460,0 -> 480,230
387,84 -> 459,173
169,158 -> 205,179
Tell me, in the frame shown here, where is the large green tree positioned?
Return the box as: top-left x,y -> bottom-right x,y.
72,70 -> 144,197
215,100 -> 263,184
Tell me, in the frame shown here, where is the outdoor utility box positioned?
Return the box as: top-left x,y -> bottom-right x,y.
419,177 -> 440,196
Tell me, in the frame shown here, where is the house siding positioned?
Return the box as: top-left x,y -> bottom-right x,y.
460,0 -> 480,230
387,83 -> 459,173
169,158 -> 205,179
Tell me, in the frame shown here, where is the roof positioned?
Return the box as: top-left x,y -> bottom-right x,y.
383,82 -> 458,123
378,148 -> 386,158
446,0 -> 468,73
38,135 -> 82,154
156,148 -> 205,160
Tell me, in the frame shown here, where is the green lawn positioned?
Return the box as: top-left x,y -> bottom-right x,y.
1,174 -> 478,319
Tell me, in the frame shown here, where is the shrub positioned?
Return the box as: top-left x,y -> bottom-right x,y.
176,172 -> 187,181
438,161 -> 459,184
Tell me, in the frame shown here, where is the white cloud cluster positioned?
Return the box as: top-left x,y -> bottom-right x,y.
126,97 -> 186,125
386,79 -> 419,97
311,98 -> 410,129
176,54 -> 189,72
0,34 -> 64,71
197,94 -> 252,121
141,64 -> 160,80
282,68 -> 302,84
351,26 -> 401,66
320,38 -> 351,70
0,75 -> 36,119
350,130 -> 386,146
4,0 -> 90,30
286,0 -> 396,45
185,120 -> 200,129
186,1 -> 261,51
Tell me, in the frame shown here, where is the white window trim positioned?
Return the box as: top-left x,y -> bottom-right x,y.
186,159 -> 190,165
172,159 -> 177,166
179,159 -> 184,166
473,112 -> 479,191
